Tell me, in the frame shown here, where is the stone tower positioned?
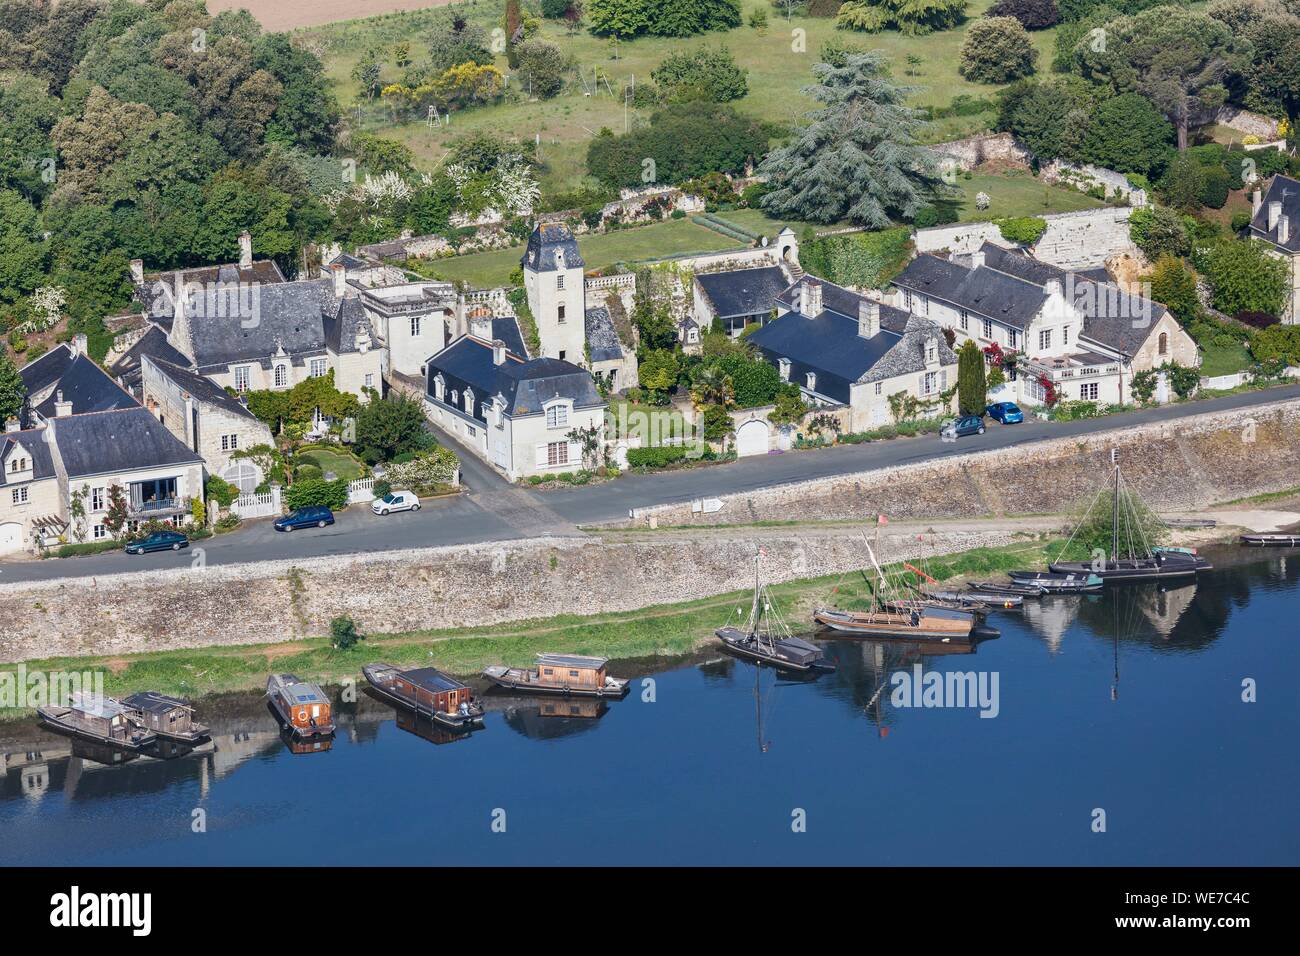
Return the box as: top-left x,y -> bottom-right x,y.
521,222 -> 587,363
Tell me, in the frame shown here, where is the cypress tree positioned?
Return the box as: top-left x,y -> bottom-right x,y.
956,340 -> 987,415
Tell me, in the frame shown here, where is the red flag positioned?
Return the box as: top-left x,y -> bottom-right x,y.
878,514 -> 888,525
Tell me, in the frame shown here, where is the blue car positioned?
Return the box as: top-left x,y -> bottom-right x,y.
985,402 -> 1024,424
941,414 -> 986,439
274,505 -> 335,532
125,529 -> 189,554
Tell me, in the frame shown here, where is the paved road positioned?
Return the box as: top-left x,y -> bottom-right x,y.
3,384 -> 1296,584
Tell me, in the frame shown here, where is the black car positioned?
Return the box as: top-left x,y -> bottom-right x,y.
125,529 -> 190,554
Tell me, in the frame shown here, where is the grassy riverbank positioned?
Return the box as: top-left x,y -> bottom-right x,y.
1,535 -> 1078,713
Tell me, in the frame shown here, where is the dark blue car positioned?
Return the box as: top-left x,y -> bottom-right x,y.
985,402 -> 1024,424
125,529 -> 189,554
274,505 -> 335,532
941,414 -> 986,439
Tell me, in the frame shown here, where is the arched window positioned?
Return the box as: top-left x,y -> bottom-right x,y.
221,461 -> 262,495
1158,332 -> 1168,356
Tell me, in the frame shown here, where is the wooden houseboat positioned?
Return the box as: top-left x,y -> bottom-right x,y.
483,654 -> 630,698
122,691 -> 210,745
37,692 -> 157,754
362,663 -> 485,730
266,674 -> 335,738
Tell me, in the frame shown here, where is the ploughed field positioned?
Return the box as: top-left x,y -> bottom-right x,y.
206,0 -> 456,32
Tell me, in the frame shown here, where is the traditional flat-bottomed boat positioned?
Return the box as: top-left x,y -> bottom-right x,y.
362,663 -> 485,730
814,603 -> 980,641
1007,570 -> 1104,593
1239,533 -> 1300,547
483,654 -> 630,698
121,691 -> 210,745
718,554 -> 835,674
968,580 -> 1045,598
266,674 -> 335,738
37,692 -> 157,754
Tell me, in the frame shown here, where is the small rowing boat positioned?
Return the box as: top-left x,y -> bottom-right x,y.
1007,570 -> 1104,593
1239,533 -> 1300,547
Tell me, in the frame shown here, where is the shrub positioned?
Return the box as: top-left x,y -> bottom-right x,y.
586,0 -> 742,38
913,202 -> 961,227
1193,239 -> 1290,318
627,445 -> 692,468
586,103 -> 767,187
1199,165 -> 1230,209
959,17 -> 1038,83
284,478 -> 349,512
205,476 -> 240,509
295,463 -> 323,481
1129,205 -> 1191,260
515,40 -> 569,98
651,46 -> 748,103
992,216 -> 1047,244
988,0 -> 1059,28
834,0 -> 967,34
373,479 -> 393,498
330,615 -> 366,650
384,447 -> 461,488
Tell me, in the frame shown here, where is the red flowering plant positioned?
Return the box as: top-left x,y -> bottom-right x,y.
1037,372 -> 1059,406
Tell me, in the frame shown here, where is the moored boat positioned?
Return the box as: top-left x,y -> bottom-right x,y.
920,589 -> 1022,609
362,663 -> 485,730
37,692 -> 157,753
483,654 -> 630,698
1239,533 -> 1300,547
718,554 -> 835,674
968,580 -> 1045,598
814,603 -> 980,641
121,691 -> 211,745
266,674 -> 335,738
1007,570 -> 1104,593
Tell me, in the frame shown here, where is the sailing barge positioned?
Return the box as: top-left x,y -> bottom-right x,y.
717,555 -> 835,674
37,692 -> 157,754
362,663 -> 485,730
483,654 -> 630,698
121,691 -> 210,745
266,674 -> 335,738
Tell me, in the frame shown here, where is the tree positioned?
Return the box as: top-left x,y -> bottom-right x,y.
650,46 -> 749,103
959,17 -> 1039,84
1148,254 -> 1201,326
586,0 -> 741,37
1129,205 -> 1191,259
353,392 -> 432,464
988,0 -> 1060,28
834,0 -> 968,34
515,39 -> 568,98
586,102 -> 766,187
956,340 -> 987,414
759,52 -> 948,227
103,483 -> 128,537
637,349 -> 680,401
767,384 -> 809,425
995,76 -> 1098,163
330,615 -> 366,649
1194,240 -> 1290,318
1159,152 -> 1206,211
0,190 -> 47,302
0,351 -> 25,423
1078,91 -> 1173,176
1074,8 -> 1252,150
701,403 -> 735,442
689,365 -> 735,408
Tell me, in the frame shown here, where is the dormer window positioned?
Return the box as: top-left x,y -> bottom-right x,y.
925,341 -> 937,363
8,457 -> 28,473
778,358 -> 791,381
546,404 -> 569,429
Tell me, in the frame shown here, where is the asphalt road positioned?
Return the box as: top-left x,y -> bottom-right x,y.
3,383 -> 1296,584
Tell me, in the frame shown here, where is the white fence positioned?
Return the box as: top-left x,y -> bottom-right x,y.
230,486 -> 280,519
348,478 -> 376,504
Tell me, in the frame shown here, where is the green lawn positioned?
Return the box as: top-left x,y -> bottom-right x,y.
305,0 -> 1057,194
296,446 -> 366,480
609,400 -> 691,445
419,217 -> 746,288
1199,341 -> 1255,377
953,170 -> 1113,221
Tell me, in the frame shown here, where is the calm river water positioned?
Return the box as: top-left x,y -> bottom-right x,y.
2,546 -> 1297,866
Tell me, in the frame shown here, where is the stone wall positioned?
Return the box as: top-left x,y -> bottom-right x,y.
0,525 -> 1034,663
928,132 -> 1032,171
1031,207 -> 1136,270
619,399 -> 1300,528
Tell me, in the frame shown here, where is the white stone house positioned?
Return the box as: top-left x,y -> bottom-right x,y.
1248,175 -> 1300,324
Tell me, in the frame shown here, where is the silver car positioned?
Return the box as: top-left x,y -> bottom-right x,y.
372,491 -> 421,516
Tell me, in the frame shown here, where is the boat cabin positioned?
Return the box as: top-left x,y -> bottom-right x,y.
123,691 -> 201,736
279,681 -> 332,732
62,693 -> 139,742
534,654 -> 611,692
392,667 -> 473,715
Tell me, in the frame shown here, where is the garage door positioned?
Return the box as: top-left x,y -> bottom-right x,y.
0,522 -> 24,555
735,419 -> 770,458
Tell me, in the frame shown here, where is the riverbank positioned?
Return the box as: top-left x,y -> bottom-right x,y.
0,535 -> 1080,714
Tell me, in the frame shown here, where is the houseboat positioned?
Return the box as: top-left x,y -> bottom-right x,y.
122,691 -> 211,745
483,654 -> 630,698
266,674 -> 335,738
717,555 -> 836,674
362,663 -> 485,731
37,692 -> 157,754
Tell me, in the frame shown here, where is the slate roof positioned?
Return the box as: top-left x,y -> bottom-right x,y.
695,266 -> 788,319
892,254 -> 1048,331
109,326 -> 194,393
491,317 -> 528,359
322,295 -> 370,355
19,345 -> 76,397
50,407 -> 204,479
522,222 -> 584,272
135,260 -> 285,320
1250,174 -> 1300,253
584,307 -> 623,362
32,355 -> 139,419
183,279 -> 335,371
142,356 -> 261,421
0,427 -> 57,486
426,336 -> 603,421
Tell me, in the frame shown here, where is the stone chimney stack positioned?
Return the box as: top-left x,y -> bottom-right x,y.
1280,216 -> 1291,245
130,259 -> 145,284
238,231 -> 253,269
492,339 -> 507,365
53,390 -> 73,418
969,251 -> 986,270
468,307 -> 493,341
858,299 -> 880,339
71,333 -> 88,357
331,261 -> 346,298
801,279 -> 823,318
1268,201 -> 1282,231
1252,190 -> 1263,217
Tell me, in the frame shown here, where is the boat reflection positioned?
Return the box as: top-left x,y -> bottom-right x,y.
265,701 -> 335,754
498,699 -> 609,741
393,708 -> 472,746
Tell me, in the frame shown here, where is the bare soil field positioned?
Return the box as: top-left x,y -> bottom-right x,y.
206,0 -> 454,32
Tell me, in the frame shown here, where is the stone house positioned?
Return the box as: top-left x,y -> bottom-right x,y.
424,334 -> 607,481
1248,175 -> 1300,324
19,336 -> 138,429
0,426 -> 63,555
693,265 -> 790,337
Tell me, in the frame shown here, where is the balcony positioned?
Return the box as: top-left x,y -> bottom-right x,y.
128,496 -> 190,518
1024,352 -> 1120,383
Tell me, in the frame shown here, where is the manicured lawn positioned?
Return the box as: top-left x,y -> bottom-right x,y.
296,446 -> 366,480
421,218 -> 746,288
305,0 -> 1057,194
609,400 -> 691,446
952,170 -> 1113,221
1199,341 -> 1255,377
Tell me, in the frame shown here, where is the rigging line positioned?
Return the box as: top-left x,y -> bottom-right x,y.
1057,479 -> 1110,563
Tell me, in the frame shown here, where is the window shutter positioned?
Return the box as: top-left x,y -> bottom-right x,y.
568,441 -> 580,464
940,369 -> 948,390
535,443 -> 548,467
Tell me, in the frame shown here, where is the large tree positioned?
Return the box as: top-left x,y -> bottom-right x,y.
956,340 -> 987,415
1074,7 -> 1252,150
759,51 -> 948,227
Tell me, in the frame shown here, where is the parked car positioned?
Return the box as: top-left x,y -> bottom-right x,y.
274,506 -> 335,532
372,491 -> 420,516
124,529 -> 190,554
940,414 -> 986,439
985,402 -> 1024,424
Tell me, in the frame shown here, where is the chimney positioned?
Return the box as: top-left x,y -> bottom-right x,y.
969,251 -> 985,270
183,392 -> 196,451
492,339 -> 507,365
858,299 -> 880,339
330,261 -> 346,298
53,390 -> 73,418
468,308 -> 493,341
1044,278 -> 1063,298
3,416 -> 18,432
1268,201 -> 1282,231
130,259 -> 145,284
801,280 -> 823,318
1252,190 -> 1263,217
71,333 -> 87,357
238,231 -> 253,269
1280,215 -> 1291,244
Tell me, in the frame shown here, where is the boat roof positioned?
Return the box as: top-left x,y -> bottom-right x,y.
536,654 -> 608,669
69,692 -> 129,719
402,667 -> 466,692
286,683 -> 327,704
122,691 -> 191,714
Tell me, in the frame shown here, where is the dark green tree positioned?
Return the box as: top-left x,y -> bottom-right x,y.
353,392 -> 433,464
956,340 -> 987,415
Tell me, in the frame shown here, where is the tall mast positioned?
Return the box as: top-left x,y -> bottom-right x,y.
1111,449 -> 1120,566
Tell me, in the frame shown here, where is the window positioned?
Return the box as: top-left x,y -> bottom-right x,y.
903,289 -> 913,311
1081,382 -> 1099,401
925,342 -> 937,363
1039,329 -> 1052,351
1009,330 -> 1018,349
923,371 -> 938,396
92,524 -> 106,540
982,319 -> 993,339
959,310 -> 969,331
8,457 -> 26,472
464,390 -> 474,415
556,274 -> 565,290
365,373 -> 374,388
234,366 -> 250,392
557,304 -> 566,323
558,350 -> 566,361
451,390 -> 458,406
91,487 -> 105,512
1158,332 -> 1168,356
467,426 -> 476,438
546,404 -> 569,429
221,434 -> 239,452
547,441 -> 568,466
410,316 -> 421,337
915,295 -> 928,316
875,382 -> 882,395
274,364 -> 288,388
309,359 -> 327,378
1062,326 -> 1070,346
11,486 -> 28,504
